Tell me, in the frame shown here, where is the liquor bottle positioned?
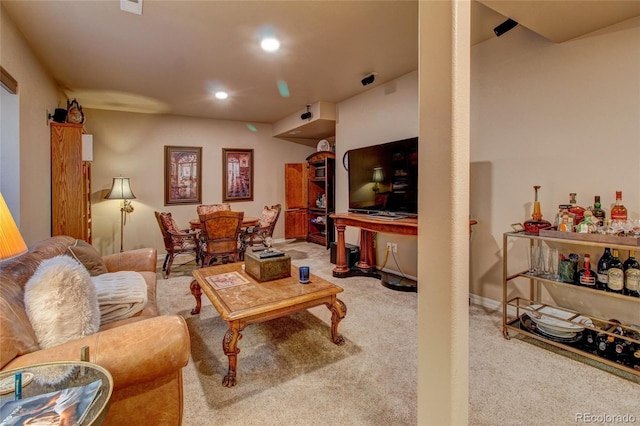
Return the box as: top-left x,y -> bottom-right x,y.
595,321 -> 623,361
596,248 -> 612,290
523,185 -> 552,235
610,191 -> 628,222
606,249 -> 624,294
591,195 -> 606,224
568,193 -> 585,225
576,254 -> 597,288
623,250 -> 640,297
558,213 -> 572,232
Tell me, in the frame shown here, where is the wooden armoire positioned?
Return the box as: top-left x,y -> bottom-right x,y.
50,122 -> 92,242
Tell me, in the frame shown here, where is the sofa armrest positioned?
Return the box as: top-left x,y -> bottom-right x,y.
103,248 -> 157,273
3,315 -> 190,390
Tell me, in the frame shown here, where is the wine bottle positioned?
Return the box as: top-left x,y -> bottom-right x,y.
595,321 -> 623,361
623,250 -> 640,297
610,191 -> 627,222
591,195 -> 606,224
606,249 -> 624,294
577,254 -> 596,288
596,248 -> 612,290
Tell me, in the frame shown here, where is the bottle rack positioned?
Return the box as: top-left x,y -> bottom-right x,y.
502,231 -> 640,381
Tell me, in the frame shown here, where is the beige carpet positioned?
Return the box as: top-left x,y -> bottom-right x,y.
157,240 -> 639,426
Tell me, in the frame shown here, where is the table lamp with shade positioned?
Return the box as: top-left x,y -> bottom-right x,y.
0,193 -> 27,261
372,167 -> 384,193
105,177 -> 136,252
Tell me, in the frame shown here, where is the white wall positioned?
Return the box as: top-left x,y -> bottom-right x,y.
336,70 -> 419,277
1,5 -> 61,245
85,108 -> 315,255
470,18 -> 640,322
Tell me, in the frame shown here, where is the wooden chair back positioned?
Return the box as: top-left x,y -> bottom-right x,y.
199,210 -> 245,266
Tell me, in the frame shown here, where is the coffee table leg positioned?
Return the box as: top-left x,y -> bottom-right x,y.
189,280 -> 202,315
222,322 -> 243,387
326,298 -> 347,345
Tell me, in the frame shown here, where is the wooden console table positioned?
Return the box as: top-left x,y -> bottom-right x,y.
330,213 -> 418,291
331,213 -> 477,292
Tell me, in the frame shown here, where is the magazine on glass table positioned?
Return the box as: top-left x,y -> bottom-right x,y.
0,379 -> 101,426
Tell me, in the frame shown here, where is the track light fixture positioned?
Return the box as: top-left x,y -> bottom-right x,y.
494,18 -> 518,37
300,104 -> 312,120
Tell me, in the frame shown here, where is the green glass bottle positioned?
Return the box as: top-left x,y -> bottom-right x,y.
591,195 -> 606,224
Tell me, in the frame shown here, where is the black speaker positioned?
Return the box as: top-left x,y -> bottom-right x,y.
494,18 -> 518,37
330,242 -> 360,268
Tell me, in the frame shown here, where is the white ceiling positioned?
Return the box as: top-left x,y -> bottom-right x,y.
3,0 -> 639,131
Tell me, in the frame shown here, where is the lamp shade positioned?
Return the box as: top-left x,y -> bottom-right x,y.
105,177 -> 136,200
0,193 -> 27,261
372,167 -> 384,183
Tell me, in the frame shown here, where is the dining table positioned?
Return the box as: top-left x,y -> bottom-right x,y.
189,216 -> 259,231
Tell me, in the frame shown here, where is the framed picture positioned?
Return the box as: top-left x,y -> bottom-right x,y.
164,146 -> 202,205
222,148 -> 253,202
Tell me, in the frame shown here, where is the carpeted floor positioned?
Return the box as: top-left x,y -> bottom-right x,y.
156,240 -> 639,426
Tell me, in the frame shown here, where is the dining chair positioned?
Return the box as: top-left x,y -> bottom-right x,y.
239,204 -> 282,258
154,211 -> 200,277
198,210 -> 245,267
196,203 -> 231,216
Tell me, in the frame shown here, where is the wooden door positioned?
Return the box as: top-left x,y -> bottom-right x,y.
51,123 -> 89,241
284,163 -> 307,239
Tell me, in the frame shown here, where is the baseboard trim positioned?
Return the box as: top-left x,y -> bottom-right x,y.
470,294 -> 520,316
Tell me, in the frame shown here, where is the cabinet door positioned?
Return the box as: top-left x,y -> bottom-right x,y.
284,209 -> 307,239
284,163 -> 307,209
51,123 -> 87,240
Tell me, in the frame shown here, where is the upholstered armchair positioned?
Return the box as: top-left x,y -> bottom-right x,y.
240,204 -> 281,258
154,211 -> 200,277
198,210 -> 245,267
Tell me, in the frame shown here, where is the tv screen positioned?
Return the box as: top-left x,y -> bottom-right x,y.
346,137 -> 418,217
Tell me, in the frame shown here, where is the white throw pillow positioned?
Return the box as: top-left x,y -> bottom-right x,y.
24,255 -> 101,349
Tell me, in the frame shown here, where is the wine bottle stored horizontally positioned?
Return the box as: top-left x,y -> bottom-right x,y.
623,250 -> 640,297
596,248 -> 612,291
577,254 -> 597,288
606,249 -> 624,294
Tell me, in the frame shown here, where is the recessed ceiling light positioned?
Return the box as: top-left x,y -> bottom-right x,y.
214,91 -> 228,100
261,37 -> 280,52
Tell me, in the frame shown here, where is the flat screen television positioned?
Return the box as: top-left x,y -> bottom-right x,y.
346,137 -> 418,218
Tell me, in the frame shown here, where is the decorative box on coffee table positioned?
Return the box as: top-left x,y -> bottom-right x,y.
244,250 -> 291,282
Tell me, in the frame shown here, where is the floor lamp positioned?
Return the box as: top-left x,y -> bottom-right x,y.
105,177 -> 136,252
0,193 -> 28,261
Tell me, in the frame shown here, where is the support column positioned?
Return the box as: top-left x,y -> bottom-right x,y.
417,1 -> 470,425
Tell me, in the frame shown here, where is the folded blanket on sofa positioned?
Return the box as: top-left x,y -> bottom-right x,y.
92,271 -> 148,325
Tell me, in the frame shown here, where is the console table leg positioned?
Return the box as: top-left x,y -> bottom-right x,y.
189,280 -> 202,315
333,224 -> 350,276
326,297 -> 346,345
356,229 -> 374,271
222,323 -> 243,387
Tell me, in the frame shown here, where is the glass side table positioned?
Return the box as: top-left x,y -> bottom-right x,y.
0,361 -> 113,425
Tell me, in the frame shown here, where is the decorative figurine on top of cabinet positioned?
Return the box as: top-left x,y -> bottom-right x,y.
66,98 -> 85,124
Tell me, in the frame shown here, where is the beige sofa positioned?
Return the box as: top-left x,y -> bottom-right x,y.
0,236 -> 190,425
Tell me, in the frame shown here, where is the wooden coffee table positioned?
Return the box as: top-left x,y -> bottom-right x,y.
190,263 -> 347,387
